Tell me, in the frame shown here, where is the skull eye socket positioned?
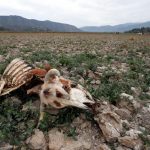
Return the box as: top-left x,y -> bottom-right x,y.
56,90 -> 63,98
43,89 -> 50,95
63,85 -> 70,92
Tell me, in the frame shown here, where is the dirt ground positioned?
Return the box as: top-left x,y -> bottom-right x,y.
0,32 -> 150,149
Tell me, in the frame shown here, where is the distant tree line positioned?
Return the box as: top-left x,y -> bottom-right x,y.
0,26 -> 52,32
0,26 -> 9,31
126,27 -> 150,34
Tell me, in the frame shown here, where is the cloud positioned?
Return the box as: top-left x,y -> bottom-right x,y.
0,0 -> 150,27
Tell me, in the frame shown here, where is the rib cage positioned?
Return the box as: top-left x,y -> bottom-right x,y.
0,58 -> 33,96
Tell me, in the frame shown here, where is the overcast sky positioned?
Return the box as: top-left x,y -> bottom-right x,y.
0,0 -> 150,27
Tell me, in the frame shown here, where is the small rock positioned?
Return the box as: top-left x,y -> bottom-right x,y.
120,63 -> 129,73
97,66 -> 107,72
137,107 -> 150,128
90,50 -> 97,55
0,143 -> 13,150
126,129 -> 142,138
94,101 -> 111,114
116,146 -> 132,150
146,92 -> 150,97
20,147 -> 28,150
139,126 -> 146,132
0,55 -> 4,62
34,62 -> 42,67
132,100 -> 141,110
90,80 -> 96,84
138,73 -> 144,80
94,71 -> 103,76
120,93 -> 134,101
72,116 -> 83,124
122,120 -> 130,129
147,135 -> 150,141
95,111 -> 122,142
48,128 -> 64,150
26,129 -> 46,150
99,143 -> 111,150
115,108 -> 131,120
11,49 -> 21,57
131,87 -> 141,97
48,128 -> 92,150
81,122 -> 88,129
118,136 -> 143,150
119,93 -> 141,112
6,53 -> 11,59
64,137 -> 91,150
95,80 -> 101,85
61,68 -> 69,77
88,70 -> 95,78
102,101 -> 108,105
79,77 -> 85,85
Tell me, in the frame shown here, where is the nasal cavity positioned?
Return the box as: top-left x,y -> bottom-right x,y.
43,89 -> 49,95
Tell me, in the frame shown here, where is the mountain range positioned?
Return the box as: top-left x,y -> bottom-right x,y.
80,22 -> 150,32
0,15 -> 150,32
0,15 -> 80,32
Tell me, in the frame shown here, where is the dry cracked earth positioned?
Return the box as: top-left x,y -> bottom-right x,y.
0,32 -> 150,150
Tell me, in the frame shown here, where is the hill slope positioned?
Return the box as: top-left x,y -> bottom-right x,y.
0,15 -> 81,32
80,22 -> 150,32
